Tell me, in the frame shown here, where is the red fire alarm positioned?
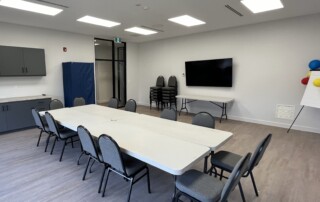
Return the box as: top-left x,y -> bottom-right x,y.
63,47 -> 67,52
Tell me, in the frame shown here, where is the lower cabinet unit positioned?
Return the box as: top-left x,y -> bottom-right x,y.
0,97 -> 51,133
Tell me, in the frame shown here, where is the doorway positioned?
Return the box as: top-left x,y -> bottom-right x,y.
94,38 -> 126,107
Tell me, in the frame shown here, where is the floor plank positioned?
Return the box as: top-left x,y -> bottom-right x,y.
0,105 -> 320,201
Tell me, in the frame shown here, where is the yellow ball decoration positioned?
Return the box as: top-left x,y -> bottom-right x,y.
307,71 -> 311,77
313,78 -> 320,87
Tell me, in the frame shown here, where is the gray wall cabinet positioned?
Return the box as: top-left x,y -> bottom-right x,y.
0,98 -> 50,133
0,45 -> 46,76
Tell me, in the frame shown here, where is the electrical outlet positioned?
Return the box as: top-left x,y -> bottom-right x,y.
276,104 -> 295,120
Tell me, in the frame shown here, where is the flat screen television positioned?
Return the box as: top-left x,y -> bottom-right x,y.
185,58 -> 232,87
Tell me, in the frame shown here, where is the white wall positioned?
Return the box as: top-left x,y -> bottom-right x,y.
0,22 -> 95,102
137,14 -> 320,133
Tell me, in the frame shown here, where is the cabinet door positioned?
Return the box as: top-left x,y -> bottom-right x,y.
6,101 -> 35,131
31,98 -> 50,111
0,104 -> 8,132
0,46 -> 24,76
22,48 -> 46,76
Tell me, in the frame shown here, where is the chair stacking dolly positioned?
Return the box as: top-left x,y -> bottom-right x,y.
161,76 -> 177,109
149,76 -> 165,109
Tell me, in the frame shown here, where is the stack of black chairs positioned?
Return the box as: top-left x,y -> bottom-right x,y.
149,76 -> 165,109
161,76 -> 177,109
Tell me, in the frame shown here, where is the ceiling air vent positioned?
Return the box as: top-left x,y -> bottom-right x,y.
36,0 -> 69,8
225,5 -> 243,17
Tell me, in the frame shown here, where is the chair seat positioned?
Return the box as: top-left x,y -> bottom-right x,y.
176,169 -> 224,202
123,154 -> 147,177
59,128 -> 78,139
211,151 -> 242,172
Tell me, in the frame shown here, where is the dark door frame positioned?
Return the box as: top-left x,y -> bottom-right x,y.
94,38 -> 127,107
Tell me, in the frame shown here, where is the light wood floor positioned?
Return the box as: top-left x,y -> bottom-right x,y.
0,106 -> 320,202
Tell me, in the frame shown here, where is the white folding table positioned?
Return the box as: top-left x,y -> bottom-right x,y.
176,94 -> 234,122
42,104 -> 232,174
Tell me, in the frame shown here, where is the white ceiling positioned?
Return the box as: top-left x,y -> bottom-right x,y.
0,0 -> 320,43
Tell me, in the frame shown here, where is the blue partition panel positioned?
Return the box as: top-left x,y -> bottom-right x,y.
63,62 -> 95,107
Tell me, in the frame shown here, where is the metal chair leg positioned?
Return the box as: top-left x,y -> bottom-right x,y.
71,137 -> 74,148
45,134 -> 51,152
89,160 -> 95,173
250,171 -> 259,196
82,156 -> 91,180
59,140 -> 67,162
77,151 -> 85,165
37,130 -> 43,147
146,167 -> 151,193
127,178 -> 133,202
239,181 -> 246,202
102,169 -> 111,197
50,136 -> 57,155
98,165 -> 107,193
220,170 -> 224,180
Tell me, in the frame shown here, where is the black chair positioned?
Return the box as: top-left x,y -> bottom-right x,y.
107,98 -> 118,109
174,153 -> 251,202
192,112 -> 215,128
31,108 -> 52,152
160,108 -> 177,121
125,99 -> 137,112
77,126 -> 105,192
210,134 -> 272,201
161,76 -> 178,109
98,134 -> 151,201
150,76 -> 165,109
49,99 -> 64,110
73,97 -> 86,106
44,112 -> 78,161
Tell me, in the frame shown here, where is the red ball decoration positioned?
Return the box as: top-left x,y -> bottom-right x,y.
301,77 -> 309,85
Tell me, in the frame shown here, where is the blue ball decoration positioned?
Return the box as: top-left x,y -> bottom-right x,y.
309,60 -> 320,70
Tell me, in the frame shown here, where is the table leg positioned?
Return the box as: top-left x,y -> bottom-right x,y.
172,175 -> 177,201
219,103 -> 228,123
179,98 -> 188,115
203,151 -> 214,173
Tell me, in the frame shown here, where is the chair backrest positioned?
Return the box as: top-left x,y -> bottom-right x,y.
168,76 -> 177,87
108,98 -> 118,109
44,112 -> 60,137
125,99 -> 137,112
98,134 -> 126,175
31,108 -> 45,130
156,76 -> 165,87
73,97 -> 86,107
248,134 -> 272,172
220,153 -> 251,202
160,109 -> 177,121
192,112 -> 215,128
49,99 -> 64,110
77,125 -> 99,159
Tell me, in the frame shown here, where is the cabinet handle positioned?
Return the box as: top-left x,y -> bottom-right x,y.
1,106 -> 4,111
26,67 -> 28,73
6,105 -> 9,111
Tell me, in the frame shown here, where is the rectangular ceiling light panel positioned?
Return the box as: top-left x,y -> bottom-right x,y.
0,0 -> 63,16
241,0 -> 284,13
77,15 -> 120,28
168,15 -> 206,27
125,27 -> 157,35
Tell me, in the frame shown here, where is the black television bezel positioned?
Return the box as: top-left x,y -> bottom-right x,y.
185,58 -> 233,87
